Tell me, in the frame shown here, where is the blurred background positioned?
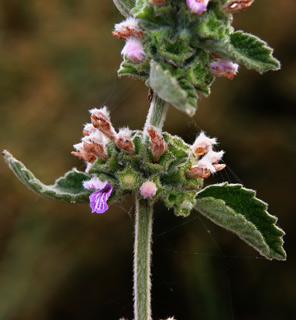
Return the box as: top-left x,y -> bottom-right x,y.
0,0 -> 295,319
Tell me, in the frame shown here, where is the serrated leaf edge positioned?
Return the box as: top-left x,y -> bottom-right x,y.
195,182 -> 286,260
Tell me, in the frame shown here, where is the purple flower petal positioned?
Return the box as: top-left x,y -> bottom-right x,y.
83,177 -> 113,214
89,183 -> 113,214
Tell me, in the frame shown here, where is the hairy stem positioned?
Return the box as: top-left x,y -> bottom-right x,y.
143,93 -> 168,142
133,197 -> 153,320
133,93 -> 167,320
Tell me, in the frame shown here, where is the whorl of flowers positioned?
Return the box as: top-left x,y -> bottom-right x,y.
71,107 -> 225,215
112,0 -> 279,116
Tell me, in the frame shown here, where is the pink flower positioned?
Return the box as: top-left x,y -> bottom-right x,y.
186,0 -> 209,15
140,181 -> 157,199
210,59 -> 239,80
83,177 -> 113,214
121,38 -> 146,63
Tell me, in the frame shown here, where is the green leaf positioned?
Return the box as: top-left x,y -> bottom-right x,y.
113,0 -> 135,17
185,51 -> 214,95
149,60 -> 198,116
3,150 -> 91,203
229,31 -> 280,72
202,31 -> 280,73
195,183 -> 286,260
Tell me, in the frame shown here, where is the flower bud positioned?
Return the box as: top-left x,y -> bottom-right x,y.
140,181 -> 158,199
186,149 -> 226,178
121,38 -> 146,63
82,123 -> 96,136
82,131 -> 109,161
147,125 -> 168,163
186,166 -> 211,179
112,17 -> 143,40
90,107 -> 117,141
186,0 -> 209,15
71,143 -> 96,162
222,0 -> 253,13
115,127 -> 136,154
194,157 -> 216,173
210,59 -> 239,80
191,131 -> 217,156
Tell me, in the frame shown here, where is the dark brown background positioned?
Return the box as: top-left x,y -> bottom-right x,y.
0,1 -> 295,319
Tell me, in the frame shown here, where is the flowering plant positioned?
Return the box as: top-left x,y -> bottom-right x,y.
3,1 -> 286,319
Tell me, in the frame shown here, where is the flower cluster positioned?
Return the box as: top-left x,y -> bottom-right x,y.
110,0 -> 269,117
72,107 -> 137,213
72,107 -> 136,166
72,106 -> 226,215
113,2 -> 240,78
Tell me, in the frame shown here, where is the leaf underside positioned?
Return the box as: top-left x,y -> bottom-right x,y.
149,60 -> 198,116
195,183 -> 286,261
3,150 -> 90,203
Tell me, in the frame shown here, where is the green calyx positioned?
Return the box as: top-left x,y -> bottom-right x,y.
114,0 -> 280,116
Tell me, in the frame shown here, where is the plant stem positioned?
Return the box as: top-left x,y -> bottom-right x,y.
134,197 -> 153,320
133,94 -> 167,320
143,93 -> 168,142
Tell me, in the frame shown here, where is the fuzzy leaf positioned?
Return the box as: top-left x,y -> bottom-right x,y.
113,0 -> 135,17
149,60 -> 198,116
202,31 -> 280,73
229,31 -> 280,72
195,183 -> 286,260
3,150 -> 90,203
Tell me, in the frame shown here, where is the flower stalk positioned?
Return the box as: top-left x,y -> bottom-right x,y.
134,197 -> 153,320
